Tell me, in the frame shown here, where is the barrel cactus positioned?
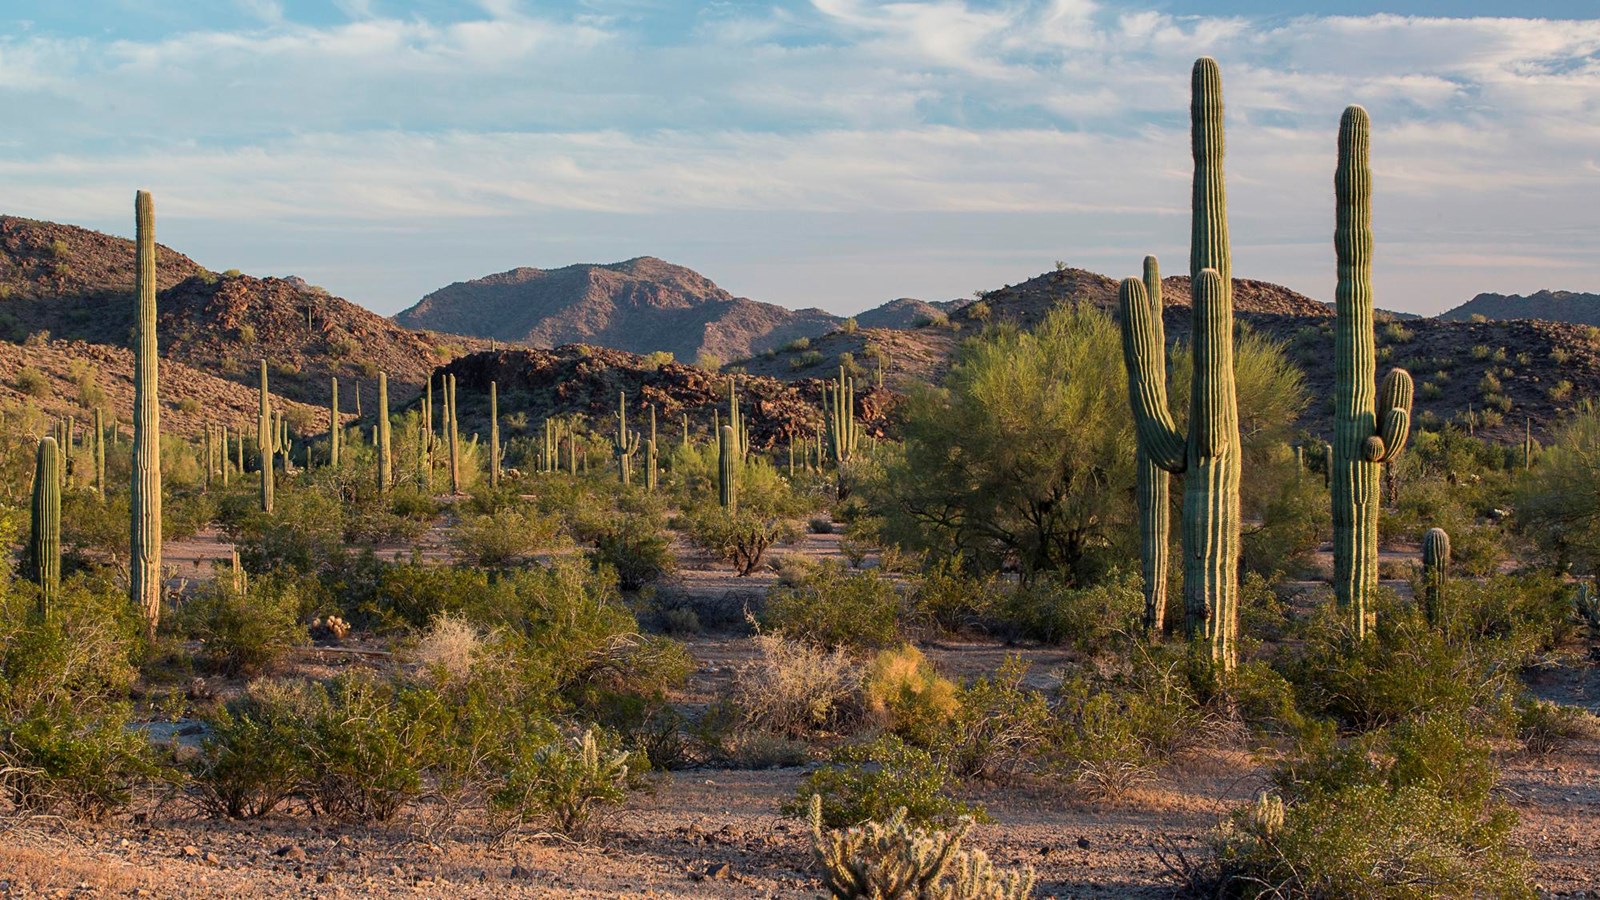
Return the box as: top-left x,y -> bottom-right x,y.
130,190 -> 163,635
1332,105 -> 1414,637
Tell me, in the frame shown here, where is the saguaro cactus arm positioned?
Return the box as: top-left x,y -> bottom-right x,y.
1118,272 -> 1186,474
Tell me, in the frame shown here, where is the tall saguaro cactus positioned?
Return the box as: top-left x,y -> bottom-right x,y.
489,381 -> 501,488
1132,256 -> 1171,635
447,374 -> 461,493
93,407 -> 106,500
329,377 -> 341,467
825,366 -> 858,465
258,360 -> 274,513
613,391 -> 640,485
1421,527 -> 1450,626
130,191 -> 163,636
1332,105 -> 1414,637
377,371 -> 392,494
31,437 -> 61,612
718,424 -> 738,512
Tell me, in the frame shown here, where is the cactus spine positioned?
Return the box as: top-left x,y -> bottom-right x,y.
130,190 -> 163,636
1332,105 -> 1414,637
258,360 -> 274,513
1132,255 -> 1171,636
1117,58 -> 1241,668
718,424 -> 738,512
489,381 -> 501,488
377,371 -> 392,494
31,437 -> 61,612
1421,527 -> 1450,626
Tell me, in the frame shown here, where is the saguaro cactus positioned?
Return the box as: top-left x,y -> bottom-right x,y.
130,191 -> 163,636
1132,256 -> 1171,636
31,437 -> 61,611
447,374 -> 461,493
377,371 -> 392,494
1421,527 -> 1450,626
825,366 -> 858,466
93,407 -> 106,500
258,360 -> 274,513
489,380 -> 501,488
1331,105 -> 1414,637
329,377 -> 341,467
613,391 -> 640,485
718,424 -> 738,512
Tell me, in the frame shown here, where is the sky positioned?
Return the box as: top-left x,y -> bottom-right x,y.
0,1 -> 1597,317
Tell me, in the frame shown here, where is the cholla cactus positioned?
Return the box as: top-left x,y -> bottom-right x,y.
1575,582 -> 1600,633
1246,791 -> 1285,837
807,795 -> 1036,900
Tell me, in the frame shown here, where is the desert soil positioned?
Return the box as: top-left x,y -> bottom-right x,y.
5,527 -> 1599,899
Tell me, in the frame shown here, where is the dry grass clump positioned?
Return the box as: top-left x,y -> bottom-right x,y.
409,613 -> 485,685
732,632 -> 862,739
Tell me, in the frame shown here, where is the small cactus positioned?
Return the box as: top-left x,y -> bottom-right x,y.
1421,527 -> 1450,625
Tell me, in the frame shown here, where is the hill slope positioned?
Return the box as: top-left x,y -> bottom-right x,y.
396,257 -> 840,364
1440,290 -> 1600,326
0,215 -> 483,408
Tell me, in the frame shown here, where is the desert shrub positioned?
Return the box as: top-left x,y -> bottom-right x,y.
682,506 -> 799,576
451,505 -> 560,567
407,613 -> 485,686
763,561 -> 902,650
588,514 -> 674,590
863,645 -> 960,748
1211,714 -> 1531,899
189,685 -> 311,819
807,795 -> 1035,900
909,561 -> 1002,635
1437,573 -> 1573,655
237,324 -> 256,345
942,657 -> 1052,782
13,366 -> 50,398
788,734 -> 984,828
179,574 -> 306,676
729,632 -> 861,739
1285,598 -> 1520,733
224,487 -> 346,576
0,703 -> 156,821
490,728 -> 641,842
993,572 -> 1141,649
1241,475 -> 1327,579
1515,697 -> 1597,756
0,578 -> 141,717
295,673 -> 433,823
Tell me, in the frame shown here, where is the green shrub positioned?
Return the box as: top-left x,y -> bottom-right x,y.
788,733 -> 985,829
297,673 -> 432,823
942,657 -> 1051,782
491,728 -> 642,842
0,703 -> 156,821
682,506 -> 799,576
589,514 -> 675,591
909,561 -> 1001,634
190,684 -> 311,819
179,574 -> 306,676
763,561 -> 901,650
863,645 -> 960,749
13,366 -> 50,398
0,578 -> 141,717
994,572 -> 1141,649
451,505 -> 560,567
1516,697 -> 1597,755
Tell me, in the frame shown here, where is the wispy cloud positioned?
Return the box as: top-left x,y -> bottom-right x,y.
0,1 -> 1596,315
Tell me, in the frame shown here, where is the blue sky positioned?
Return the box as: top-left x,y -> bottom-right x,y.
1,1 -> 1597,317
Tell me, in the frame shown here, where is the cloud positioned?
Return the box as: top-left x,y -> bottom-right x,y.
0,2 -> 1596,315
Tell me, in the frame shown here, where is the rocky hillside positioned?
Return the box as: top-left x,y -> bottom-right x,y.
0,215 -> 485,409
0,339 -> 326,438
1440,290 -> 1600,326
396,257 -> 840,364
435,345 -> 898,450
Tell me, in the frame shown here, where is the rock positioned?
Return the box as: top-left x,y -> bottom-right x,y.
203,852 -> 220,865
705,863 -> 733,880
181,845 -> 200,858
275,844 -> 307,862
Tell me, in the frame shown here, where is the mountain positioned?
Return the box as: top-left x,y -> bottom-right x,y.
1440,290 -> 1600,326
0,215 -> 484,408
854,298 -> 949,330
396,257 -> 840,364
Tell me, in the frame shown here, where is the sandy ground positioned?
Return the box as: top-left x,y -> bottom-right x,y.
9,525 -> 1600,898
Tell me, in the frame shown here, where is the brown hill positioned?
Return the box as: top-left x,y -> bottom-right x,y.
0,215 -> 483,409
0,339 -> 327,439
435,345 -> 897,450
1440,290 -> 1600,326
396,257 -> 840,364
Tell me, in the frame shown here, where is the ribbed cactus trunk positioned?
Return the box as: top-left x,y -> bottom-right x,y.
234,427 -> 244,483
93,408 -> 106,500
330,377 -> 341,467
825,366 -> 857,466
613,391 -> 640,486
377,371 -> 391,494
1332,105 -> 1414,638
718,424 -> 738,512
1133,256 -> 1171,636
258,360 -> 274,513
31,437 -> 61,613
489,381 -> 501,489
422,377 -> 435,489
203,424 -> 213,493
646,439 -> 658,493
447,374 -> 461,493
1421,527 -> 1450,626
130,191 -> 163,638
1117,58 -> 1241,669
